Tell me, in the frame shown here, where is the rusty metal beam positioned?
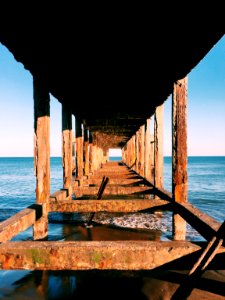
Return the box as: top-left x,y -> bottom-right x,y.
1,240 -> 224,271
49,199 -> 168,213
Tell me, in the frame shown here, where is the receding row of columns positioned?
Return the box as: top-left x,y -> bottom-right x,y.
33,75 -> 187,241
122,77 -> 188,240
122,105 -> 164,189
33,77 -> 109,239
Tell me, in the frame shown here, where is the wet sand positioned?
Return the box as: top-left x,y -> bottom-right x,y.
1,223 -> 225,299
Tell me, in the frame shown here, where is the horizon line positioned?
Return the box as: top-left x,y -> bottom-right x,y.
0,155 -> 225,158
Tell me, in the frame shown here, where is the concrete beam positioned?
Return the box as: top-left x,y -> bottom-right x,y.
0,205 -> 43,242
1,241 -> 224,270
73,185 -> 153,196
50,189 -> 69,201
49,199 -> 169,213
83,178 -> 145,185
152,185 -> 222,242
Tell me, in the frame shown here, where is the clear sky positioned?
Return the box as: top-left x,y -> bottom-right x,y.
0,35 -> 225,157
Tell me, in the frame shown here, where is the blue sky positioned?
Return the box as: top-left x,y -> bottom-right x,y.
0,35 -> 225,157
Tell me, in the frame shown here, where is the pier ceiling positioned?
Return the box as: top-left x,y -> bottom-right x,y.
0,13 -> 223,147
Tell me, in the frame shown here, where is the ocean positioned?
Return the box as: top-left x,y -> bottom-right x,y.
0,156 -> 225,299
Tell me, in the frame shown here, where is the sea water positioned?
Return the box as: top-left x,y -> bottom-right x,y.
1,156 -> 225,239
0,156 -> 225,298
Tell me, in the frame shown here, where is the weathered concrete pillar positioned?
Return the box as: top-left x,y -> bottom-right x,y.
33,76 -> 50,240
150,133 -> 155,183
89,131 -> 93,173
172,77 -> 188,240
130,138 -> 133,168
92,133 -> 98,172
135,130 -> 139,172
122,144 -> 127,165
154,104 -> 164,189
127,138 -> 131,167
100,147 -> 104,168
145,119 -> 151,180
103,148 -> 109,164
84,127 -> 89,176
139,124 -> 145,177
75,118 -> 83,180
62,105 -> 73,196
131,134 -> 136,170
126,141 -> 130,167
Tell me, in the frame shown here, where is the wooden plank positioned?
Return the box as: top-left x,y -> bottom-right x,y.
33,76 -> 50,240
1,241 -> 223,271
62,105 -> 73,195
49,199 -> 169,213
172,77 -> 188,240
154,104 -> 164,189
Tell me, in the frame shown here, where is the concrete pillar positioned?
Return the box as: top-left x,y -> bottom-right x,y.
62,105 -> 73,196
172,77 -> 188,240
75,118 -> 83,180
33,76 -> 50,240
154,104 -> 164,189
84,127 -> 89,176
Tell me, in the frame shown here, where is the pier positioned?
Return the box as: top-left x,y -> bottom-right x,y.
0,10 -> 224,298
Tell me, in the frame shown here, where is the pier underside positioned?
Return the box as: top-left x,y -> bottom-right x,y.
0,14 -> 224,298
